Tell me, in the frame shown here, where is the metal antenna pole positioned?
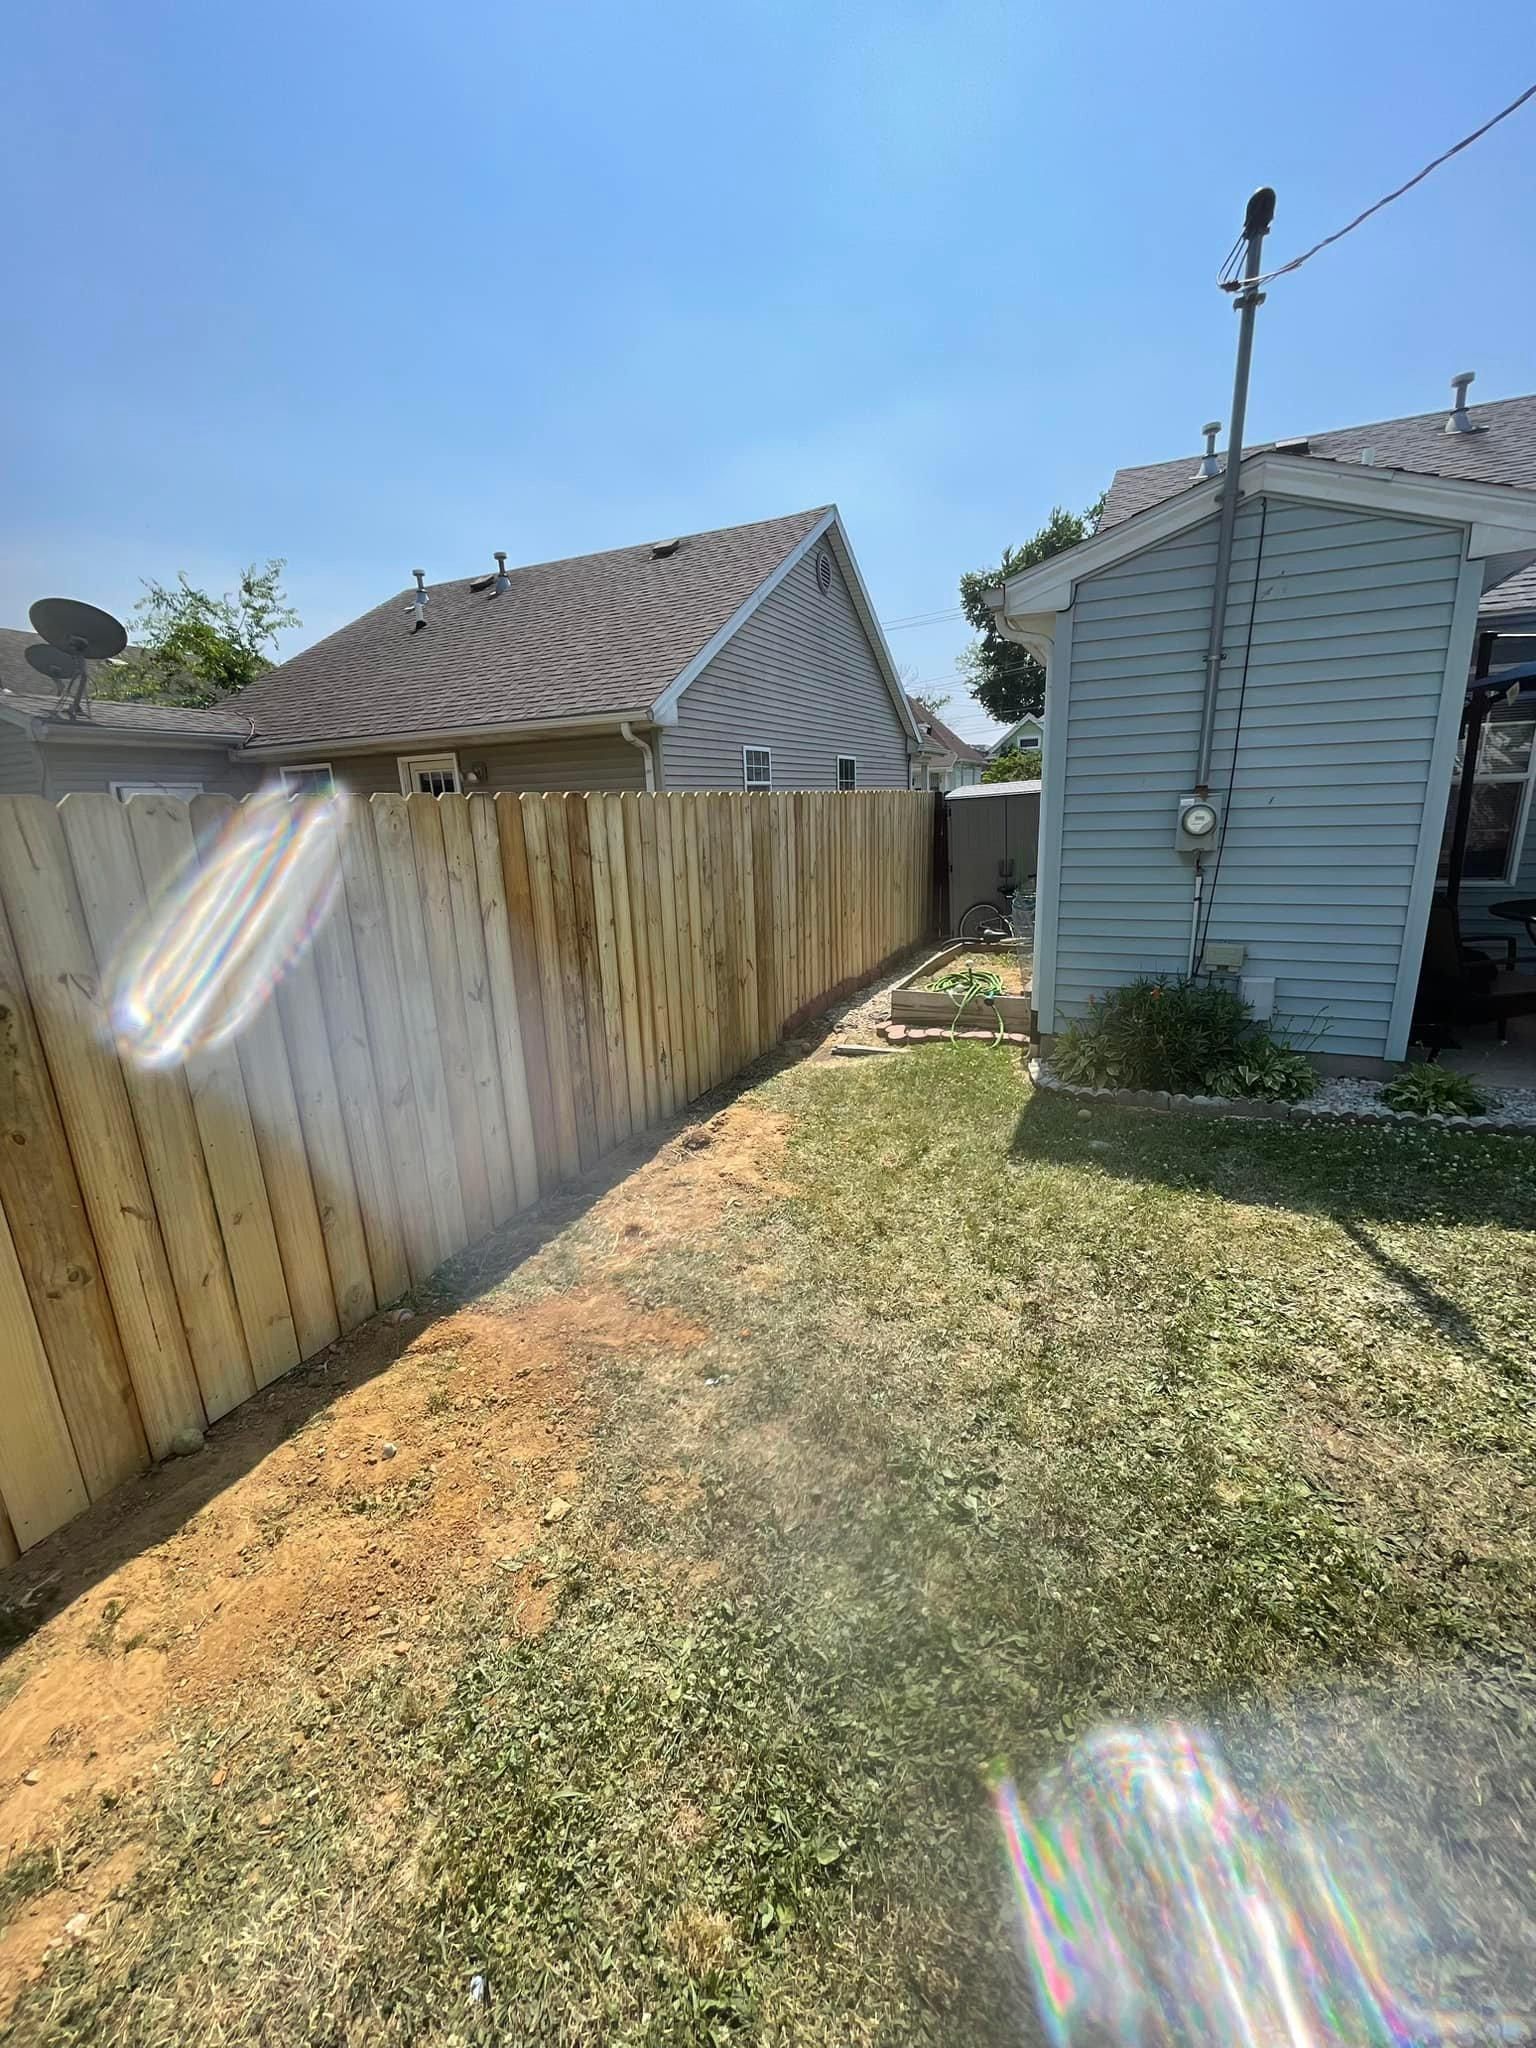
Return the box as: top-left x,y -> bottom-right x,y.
1194,187 -> 1276,794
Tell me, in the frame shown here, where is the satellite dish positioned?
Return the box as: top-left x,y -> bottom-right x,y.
28,597 -> 128,662
25,644 -> 78,686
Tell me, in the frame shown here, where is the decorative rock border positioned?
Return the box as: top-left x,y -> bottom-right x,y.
1029,1058 -> 1536,1137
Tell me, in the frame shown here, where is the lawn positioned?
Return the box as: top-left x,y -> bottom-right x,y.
4,1045 -> 1536,2044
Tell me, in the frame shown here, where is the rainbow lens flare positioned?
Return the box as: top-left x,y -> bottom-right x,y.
997,1724 -> 1527,2048
109,785 -> 346,1065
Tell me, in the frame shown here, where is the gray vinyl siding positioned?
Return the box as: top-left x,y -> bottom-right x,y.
278,731 -> 648,797
661,543 -> 910,790
0,728 -> 45,795
34,740 -> 259,800
1052,496 -> 1465,1061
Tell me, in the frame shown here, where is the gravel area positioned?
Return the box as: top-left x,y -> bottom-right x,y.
1032,1057 -> 1536,1134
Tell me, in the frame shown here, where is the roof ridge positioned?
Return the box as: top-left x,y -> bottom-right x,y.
409,505 -> 835,591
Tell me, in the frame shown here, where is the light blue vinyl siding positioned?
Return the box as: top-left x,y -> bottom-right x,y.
1051,496 -> 1466,1060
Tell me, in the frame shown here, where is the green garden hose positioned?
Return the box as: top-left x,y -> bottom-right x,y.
929,965 -> 1007,1047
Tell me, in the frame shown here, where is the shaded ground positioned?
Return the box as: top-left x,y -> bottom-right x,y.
3,1041 -> 1536,2045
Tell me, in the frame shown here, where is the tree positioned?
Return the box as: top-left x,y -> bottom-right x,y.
957,494 -> 1104,724
983,747 -> 1042,783
96,560 -> 299,708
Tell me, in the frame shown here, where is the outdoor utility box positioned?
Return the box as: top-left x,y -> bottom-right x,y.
944,781 -> 1041,933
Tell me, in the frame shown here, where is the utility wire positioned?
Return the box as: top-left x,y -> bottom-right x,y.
882,607 -> 965,630
1222,82 -> 1536,293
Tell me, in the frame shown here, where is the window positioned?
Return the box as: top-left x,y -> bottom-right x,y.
398,752 -> 460,796
1439,691 -> 1536,883
743,746 -> 772,791
836,755 -> 857,791
110,780 -> 204,803
280,763 -> 335,797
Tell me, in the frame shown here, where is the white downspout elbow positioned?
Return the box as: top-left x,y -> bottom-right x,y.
619,720 -> 656,792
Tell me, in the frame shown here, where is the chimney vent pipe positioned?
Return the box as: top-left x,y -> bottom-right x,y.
1445,371 -> 1478,434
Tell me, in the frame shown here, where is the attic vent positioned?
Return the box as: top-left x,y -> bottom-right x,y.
815,551 -> 832,595
1273,437 -> 1311,456
651,538 -> 682,559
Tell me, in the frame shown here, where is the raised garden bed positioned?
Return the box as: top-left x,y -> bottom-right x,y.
890,941 -> 1032,1035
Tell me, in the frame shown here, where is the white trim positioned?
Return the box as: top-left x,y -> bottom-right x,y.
109,778 -> 205,802
242,709 -> 656,758
836,754 -> 858,791
1030,611 -> 1072,1034
649,509 -> 926,747
396,750 -> 460,796
279,761 -> 335,795
618,720 -> 657,792
996,456 -> 1536,624
742,745 -> 772,791
1386,554 -> 1487,1061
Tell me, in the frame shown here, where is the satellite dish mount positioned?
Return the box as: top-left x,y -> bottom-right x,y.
26,598 -> 128,720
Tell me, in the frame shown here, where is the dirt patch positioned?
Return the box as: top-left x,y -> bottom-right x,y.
0,1287 -> 705,1862
0,1843 -> 142,1997
591,1103 -> 795,1251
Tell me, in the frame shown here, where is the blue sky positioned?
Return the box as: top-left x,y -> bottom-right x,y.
9,1 -> 1535,745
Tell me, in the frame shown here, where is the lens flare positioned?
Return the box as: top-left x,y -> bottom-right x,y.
109,785 -> 346,1065
997,1724 -> 1528,2048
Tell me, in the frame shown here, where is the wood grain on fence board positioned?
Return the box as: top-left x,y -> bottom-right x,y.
494,795 -> 560,1190
652,798 -> 687,1113
601,794 -> 647,1141
0,798 -> 205,1457
277,952 -> 376,1336
518,797 -> 581,1180
469,796 -> 539,1209
59,795 -> 255,1421
336,803 -> 439,1287
564,795 -> 615,1159
543,798 -> 599,1169
619,797 -> 659,1126
0,1193 -> 86,1546
0,885 -> 146,1495
407,795 -> 493,1243
583,795 -> 631,1147
439,796 -> 517,1229
126,796 -> 301,1387
371,796 -> 469,1262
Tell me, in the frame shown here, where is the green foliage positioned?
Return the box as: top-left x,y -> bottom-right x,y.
1381,1064 -> 1488,1118
95,560 -> 298,708
958,495 -> 1105,724
1206,1039 -> 1317,1104
1051,974 -> 1315,1100
982,746 -> 1041,783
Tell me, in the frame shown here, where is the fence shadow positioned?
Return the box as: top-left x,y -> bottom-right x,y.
1008,1087 -> 1536,1360
0,1045 -> 794,1650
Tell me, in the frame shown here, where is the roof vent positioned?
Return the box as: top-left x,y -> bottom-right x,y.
1197,422 -> 1223,479
405,569 -> 428,632
1445,370 -> 1480,435
492,551 -> 511,596
1272,437 -> 1311,456
815,551 -> 833,595
651,538 -> 682,559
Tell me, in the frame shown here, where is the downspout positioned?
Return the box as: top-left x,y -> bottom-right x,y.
1194,187 -> 1275,796
619,720 -> 656,792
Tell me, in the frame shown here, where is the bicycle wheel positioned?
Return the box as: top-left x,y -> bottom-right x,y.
957,900 -> 1008,943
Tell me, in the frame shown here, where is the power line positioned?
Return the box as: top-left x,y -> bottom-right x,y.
881,607 -> 964,630
1221,82 -> 1536,294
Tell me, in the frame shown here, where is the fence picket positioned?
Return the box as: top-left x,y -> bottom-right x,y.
0,884 -> 146,1494
439,796 -> 517,1228
0,1193 -> 86,1546
584,795 -> 632,1145
495,795 -> 560,1188
469,796 -> 539,1208
59,794 -> 255,1421
519,797 -> 581,1178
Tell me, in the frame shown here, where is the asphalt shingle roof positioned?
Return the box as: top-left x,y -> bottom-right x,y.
907,696 -> 989,764
231,508 -> 833,748
0,630 -> 253,738
1100,390 -> 1536,528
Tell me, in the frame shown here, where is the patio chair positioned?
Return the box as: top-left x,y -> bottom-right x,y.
1411,895 -> 1536,1051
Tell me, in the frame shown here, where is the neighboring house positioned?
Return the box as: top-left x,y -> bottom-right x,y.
989,714 -> 1045,760
231,507 -> 920,796
0,630 -> 257,799
990,378 -> 1536,1072
1,508 -> 924,802
906,697 -> 989,790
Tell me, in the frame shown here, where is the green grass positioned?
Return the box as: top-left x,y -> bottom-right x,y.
13,1051 -> 1536,2045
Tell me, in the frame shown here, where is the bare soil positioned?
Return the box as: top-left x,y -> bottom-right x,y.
0,1101 -> 790,2001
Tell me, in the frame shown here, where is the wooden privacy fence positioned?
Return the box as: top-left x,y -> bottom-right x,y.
0,787 -> 936,1557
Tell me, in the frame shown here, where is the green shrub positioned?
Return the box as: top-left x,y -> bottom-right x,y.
1380,1064 -> 1488,1118
1051,976 -> 1316,1100
1206,1037 -> 1316,1103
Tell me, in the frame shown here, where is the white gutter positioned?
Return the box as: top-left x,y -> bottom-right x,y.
238,707 -> 657,758
619,720 -> 656,792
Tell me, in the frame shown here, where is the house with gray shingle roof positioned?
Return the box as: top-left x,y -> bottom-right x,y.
0,508 -> 925,802
989,377 -> 1536,1073
906,697 -> 989,790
